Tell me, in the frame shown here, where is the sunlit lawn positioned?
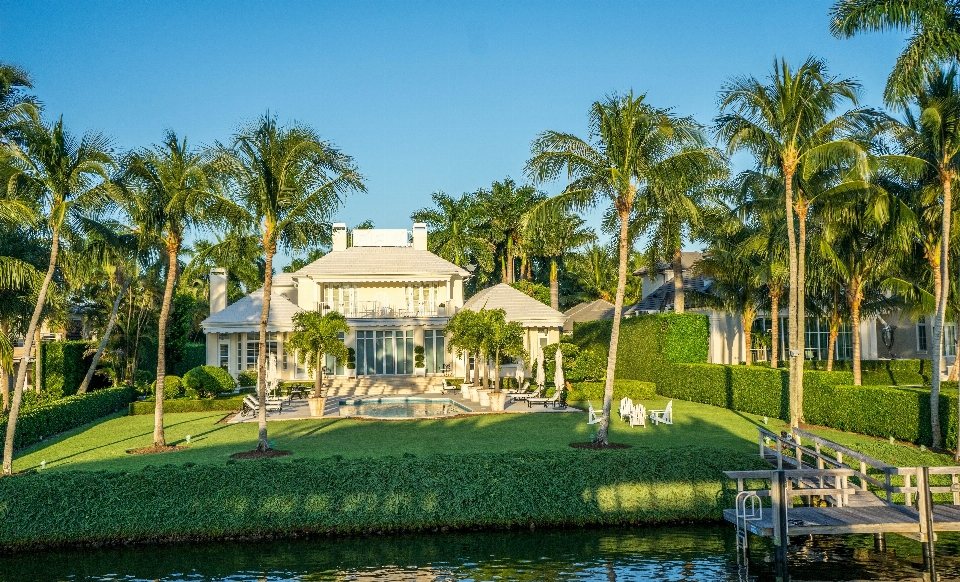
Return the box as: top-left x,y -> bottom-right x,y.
12,395 -> 955,473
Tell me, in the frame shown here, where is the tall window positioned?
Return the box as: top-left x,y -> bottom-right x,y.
424,329 -> 446,373
918,316 -> 928,353
246,332 -> 260,370
945,322 -> 957,357
236,335 -> 243,371
219,344 -> 229,370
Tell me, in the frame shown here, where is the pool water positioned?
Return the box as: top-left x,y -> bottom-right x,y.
338,397 -> 472,418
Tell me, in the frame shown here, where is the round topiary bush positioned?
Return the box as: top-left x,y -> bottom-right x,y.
151,375 -> 184,399
236,370 -> 258,387
182,366 -> 236,398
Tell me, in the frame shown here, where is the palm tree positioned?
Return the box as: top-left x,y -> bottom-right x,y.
566,243 -> 617,303
715,57 -> 875,428
478,178 -> 544,284
830,0 -> 960,106
526,91 -> 717,444
286,311 -> 349,397
480,309 -> 526,392
446,308 -> 485,384
123,131 -> 235,449
222,113 -> 364,452
411,191 -> 494,273
525,209 -> 596,310
1,118 -> 114,474
0,61 -> 39,146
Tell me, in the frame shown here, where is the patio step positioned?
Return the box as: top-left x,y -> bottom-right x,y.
324,376 -> 444,396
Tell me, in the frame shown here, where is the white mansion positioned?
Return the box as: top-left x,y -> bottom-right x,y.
200,223 -> 565,382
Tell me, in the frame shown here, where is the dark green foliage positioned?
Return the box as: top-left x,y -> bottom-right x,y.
567,380 -> 656,402
0,447 -> 766,550
39,341 -> 93,399
172,342 -> 207,377
236,371 -> 257,387
414,345 -> 425,368
151,375 -> 184,399
182,366 -> 235,398
166,293 -> 198,374
346,347 -> 356,370
0,387 -> 135,452
804,384 -> 958,450
128,395 -> 245,415
509,280 -> 550,305
806,359 -> 929,386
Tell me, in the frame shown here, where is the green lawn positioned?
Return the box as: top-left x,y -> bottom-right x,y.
12,396 -> 955,473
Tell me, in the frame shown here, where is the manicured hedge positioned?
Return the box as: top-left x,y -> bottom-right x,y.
236,371 -> 257,387
128,395 -> 245,415
39,341 -> 93,399
806,359 -> 929,386
151,375 -> 184,399
0,386 -> 136,453
0,447 -> 766,551
567,380 -> 656,402
183,366 -> 235,398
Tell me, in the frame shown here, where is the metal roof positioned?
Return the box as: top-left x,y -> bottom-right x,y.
292,246 -> 469,279
462,284 -> 566,327
200,289 -> 303,332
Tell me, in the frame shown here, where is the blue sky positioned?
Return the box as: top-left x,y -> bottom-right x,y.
3,1 -> 905,268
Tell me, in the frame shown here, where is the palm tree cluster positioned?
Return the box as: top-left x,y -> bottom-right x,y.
0,65 -> 363,469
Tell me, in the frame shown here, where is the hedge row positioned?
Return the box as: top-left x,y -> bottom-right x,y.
806,359 -> 930,386
567,380 -> 657,402
128,395 -> 246,415
0,447 -> 766,551
0,386 -> 136,453
39,341 -> 93,399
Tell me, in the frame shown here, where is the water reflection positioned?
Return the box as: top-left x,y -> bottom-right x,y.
2,526 -> 960,581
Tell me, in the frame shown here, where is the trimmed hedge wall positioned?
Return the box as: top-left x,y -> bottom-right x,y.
806,359 -> 930,386
129,395 -> 245,415
39,341 -> 93,399
567,380 -> 657,402
0,447 -> 766,551
0,386 -> 136,453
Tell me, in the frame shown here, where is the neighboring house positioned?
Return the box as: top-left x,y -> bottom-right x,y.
200,223 -> 567,381
562,299 -> 614,334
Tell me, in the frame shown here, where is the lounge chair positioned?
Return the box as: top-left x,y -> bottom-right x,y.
510,384 -> 541,403
649,400 -> 673,425
242,394 -> 283,416
587,400 -> 602,424
618,397 -> 634,421
528,386 -> 564,409
629,403 -> 647,428
505,381 -> 530,395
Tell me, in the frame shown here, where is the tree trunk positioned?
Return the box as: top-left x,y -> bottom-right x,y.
494,348 -> 500,392
742,312 -> 753,366
33,326 -> 41,393
826,319 -> 840,373
314,352 -> 323,397
79,277 -> 129,393
783,162 -> 800,429
950,313 -> 960,382
550,258 -> 559,311
154,237 -> 180,449
770,287 -> 781,369
672,246 -> 684,313
596,207 -> 632,445
256,239 -> 275,452
0,321 -> 8,412
464,351 -> 471,383
850,284 -> 863,386
934,173 -> 952,450
3,231 -> 59,475
795,197 -> 808,424
506,237 -> 514,284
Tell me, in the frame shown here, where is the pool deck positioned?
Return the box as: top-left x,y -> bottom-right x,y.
227,390 -> 577,423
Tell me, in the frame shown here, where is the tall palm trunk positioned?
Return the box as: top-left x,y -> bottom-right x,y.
314,353 -> 323,397
494,348 -> 501,392
926,245 -> 943,447
596,207 -> 632,445
770,286 -> 781,368
1,321 -> 8,412
783,162 -> 801,428
33,326 -> 41,392
506,237 -> 515,284
79,277 -> 129,393
549,258 -> 559,310
933,173 -> 953,451
464,351 -> 471,383
256,238 -> 276,452
3,231 -> 59,475
154,237 -> 180,448
849,282 -> 863,386
795,196 -> 809,423
742,310 -> 754,366
672,246 -> 684,313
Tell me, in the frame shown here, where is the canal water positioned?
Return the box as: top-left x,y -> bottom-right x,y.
2,525 -> 959,581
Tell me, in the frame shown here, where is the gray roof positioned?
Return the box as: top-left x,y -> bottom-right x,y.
634,251 -> 704,276
200,289 -> 303,331
626,274 -> 711,314
563,299 -> 614,333
292,246 -> 469,279
462,284 -> 566,327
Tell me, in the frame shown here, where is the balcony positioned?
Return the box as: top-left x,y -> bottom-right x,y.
318,301 -> 452,319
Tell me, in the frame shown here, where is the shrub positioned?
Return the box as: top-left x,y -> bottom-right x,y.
0,447 -> 767,550
0,386 -> 135,452
805,359 -> 929,386
567,380 -> 656,402
151,375 -> 184,399
414,345 -> 425,369
346,347 -> 356,370
129,395 -> 245,415
182,366 -> 235,398
236,371 -> 258,387
172,342 -> 207,377
39,341 -> 93,399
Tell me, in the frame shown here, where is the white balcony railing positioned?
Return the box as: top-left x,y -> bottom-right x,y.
317,301 -> 451,318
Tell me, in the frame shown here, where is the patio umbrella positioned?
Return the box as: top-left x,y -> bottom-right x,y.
267,353 -> 277,393
514,358 -> 524,386
536,354 -> 545,389
553,348 -> 564,393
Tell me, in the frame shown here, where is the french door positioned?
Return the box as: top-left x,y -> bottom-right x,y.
356,330 -> 414,375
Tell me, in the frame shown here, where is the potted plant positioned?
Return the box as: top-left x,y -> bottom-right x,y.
286,310 -> 350,417
346,347 -> 357,378
413,345 -> 427,377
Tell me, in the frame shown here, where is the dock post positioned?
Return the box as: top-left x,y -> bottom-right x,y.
920,466 -> 936,579
772,469 -> 789,576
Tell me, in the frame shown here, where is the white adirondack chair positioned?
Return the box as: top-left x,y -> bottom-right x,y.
649,400 -> 673,425
629,403 -> 647,428
587,400 -> 602,424
618,397 -> 634,421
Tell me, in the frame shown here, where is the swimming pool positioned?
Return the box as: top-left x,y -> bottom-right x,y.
338,397 -> 473,418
